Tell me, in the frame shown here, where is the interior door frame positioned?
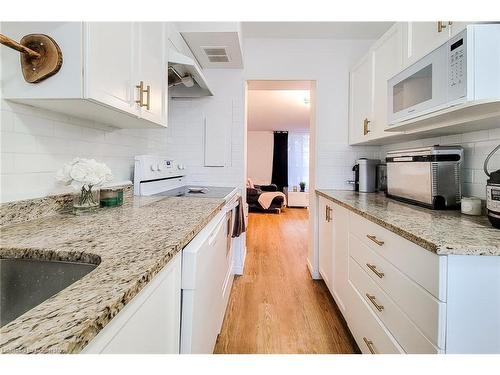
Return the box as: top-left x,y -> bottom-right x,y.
243,79 -> 319,278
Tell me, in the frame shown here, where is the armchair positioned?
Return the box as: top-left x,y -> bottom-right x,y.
246,183 -> 285,213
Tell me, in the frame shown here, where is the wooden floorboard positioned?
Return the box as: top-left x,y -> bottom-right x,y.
214,208 -> 359,354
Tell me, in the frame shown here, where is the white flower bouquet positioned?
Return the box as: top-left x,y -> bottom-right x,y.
57,158 -> 113,213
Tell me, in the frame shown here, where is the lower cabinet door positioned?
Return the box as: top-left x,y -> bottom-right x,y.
82,252 -> 182,354
346,281 -> 404,354
318,197 -> 333,291
331,203 -> 349,312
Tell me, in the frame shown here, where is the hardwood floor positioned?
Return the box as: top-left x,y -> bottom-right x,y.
214,208 -> 359,354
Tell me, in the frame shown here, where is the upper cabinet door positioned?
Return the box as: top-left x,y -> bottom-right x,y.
449,22 -> 473,37
372,24 -> 403,138
349,53 -> 373,144
403,22 -> 451,67
85,22 -> 136,116
135,22 -> 166,126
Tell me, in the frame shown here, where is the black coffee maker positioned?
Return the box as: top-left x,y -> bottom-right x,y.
485,144 -> 500,229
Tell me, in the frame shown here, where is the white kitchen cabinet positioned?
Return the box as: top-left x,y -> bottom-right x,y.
348,52 -> 373,145
1,22 -> 167,128
318,196 -> 334,291
136,22 -> 167,125
371,24 -> 403,139
349,24 -> 404,144
85,22 -> 135,116
403,22 -> 451,67
331,203 -> 349,313
316,192 -> 500,354
449,21 -> 473,37
82,252 -> 182,354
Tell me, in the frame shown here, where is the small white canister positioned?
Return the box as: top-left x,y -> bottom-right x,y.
461,196 -> 482,216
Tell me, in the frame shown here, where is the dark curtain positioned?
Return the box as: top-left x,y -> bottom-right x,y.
271,131 -> 288,192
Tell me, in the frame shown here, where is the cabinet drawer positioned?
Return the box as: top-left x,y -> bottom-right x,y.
349,212 -> 447,300
349,233 -> 446,348
349,257 -> 441,353
346,281 -> 404,354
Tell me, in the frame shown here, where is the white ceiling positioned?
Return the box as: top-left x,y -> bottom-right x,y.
247,83 -> 311,132
242,22 -> 394,39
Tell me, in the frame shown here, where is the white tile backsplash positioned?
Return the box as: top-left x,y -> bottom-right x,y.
0,99 -> 169,203
166,70 -> 245,190
381,129 -> 500,200
316,142 -> 381,190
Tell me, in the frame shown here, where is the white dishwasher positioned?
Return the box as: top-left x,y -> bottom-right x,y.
180,207 -> 234,354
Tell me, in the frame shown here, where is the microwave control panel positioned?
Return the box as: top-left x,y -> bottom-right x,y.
448,30 -> 467,99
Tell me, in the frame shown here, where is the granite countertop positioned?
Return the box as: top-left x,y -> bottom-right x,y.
316,189 -> 500,256
0,195 -> 227,354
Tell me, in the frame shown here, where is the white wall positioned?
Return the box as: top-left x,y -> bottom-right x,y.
247,131 -> 273,185
381,129 -> 500,200
0,99 -> 168,203
166,69 -> 245,188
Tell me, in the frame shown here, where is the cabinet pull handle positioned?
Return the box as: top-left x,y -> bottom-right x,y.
327,206 -> 333,222
363,337 -> 376,354
325,205 -> 329,221
136,81 -> 150,109
145,84 -> 151,110
136,81 -> 145,107
363,118 -> 370,135
366,263 -> 385,278
366,293 -> 384,312
366,234 -> 384,246
437,21 -> 448,33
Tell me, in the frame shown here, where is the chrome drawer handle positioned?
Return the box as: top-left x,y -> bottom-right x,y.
366,234 -> 384,246
363,337 -> 376,354
366,293 -> 384,312
366,263 -> 385,279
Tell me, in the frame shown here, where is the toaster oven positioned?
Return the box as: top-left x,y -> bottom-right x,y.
385,146 -> 464,209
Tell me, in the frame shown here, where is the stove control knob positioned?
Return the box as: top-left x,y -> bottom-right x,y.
150,164 -> 156,172
156,164 -> 162,171
178,164 -> 185,170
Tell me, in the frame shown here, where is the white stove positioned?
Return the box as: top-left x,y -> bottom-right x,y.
134,155 -> 237,201
134,155 -> 186,196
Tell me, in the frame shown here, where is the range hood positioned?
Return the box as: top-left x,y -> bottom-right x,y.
168,49 -> 213,97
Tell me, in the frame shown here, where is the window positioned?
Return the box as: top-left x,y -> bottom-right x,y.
288,132 -> 309,190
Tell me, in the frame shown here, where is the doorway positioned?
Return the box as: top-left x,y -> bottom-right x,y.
245,80 -> 313,213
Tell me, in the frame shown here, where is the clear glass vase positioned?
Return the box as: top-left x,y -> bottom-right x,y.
73,185 -> 100,215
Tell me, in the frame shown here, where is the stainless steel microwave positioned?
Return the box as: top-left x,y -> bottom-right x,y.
387,24 -> 500,125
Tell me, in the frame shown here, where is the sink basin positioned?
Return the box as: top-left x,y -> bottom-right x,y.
0,258 -> 97,327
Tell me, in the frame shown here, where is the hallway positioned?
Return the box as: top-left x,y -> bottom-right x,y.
214,208 -> 359,354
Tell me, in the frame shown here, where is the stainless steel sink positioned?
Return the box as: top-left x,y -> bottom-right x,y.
0,258 -> 97,327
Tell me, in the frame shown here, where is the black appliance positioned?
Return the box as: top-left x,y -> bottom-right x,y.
485,144 -> 500,229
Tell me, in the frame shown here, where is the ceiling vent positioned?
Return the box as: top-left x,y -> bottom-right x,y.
202,46 -> 231,63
